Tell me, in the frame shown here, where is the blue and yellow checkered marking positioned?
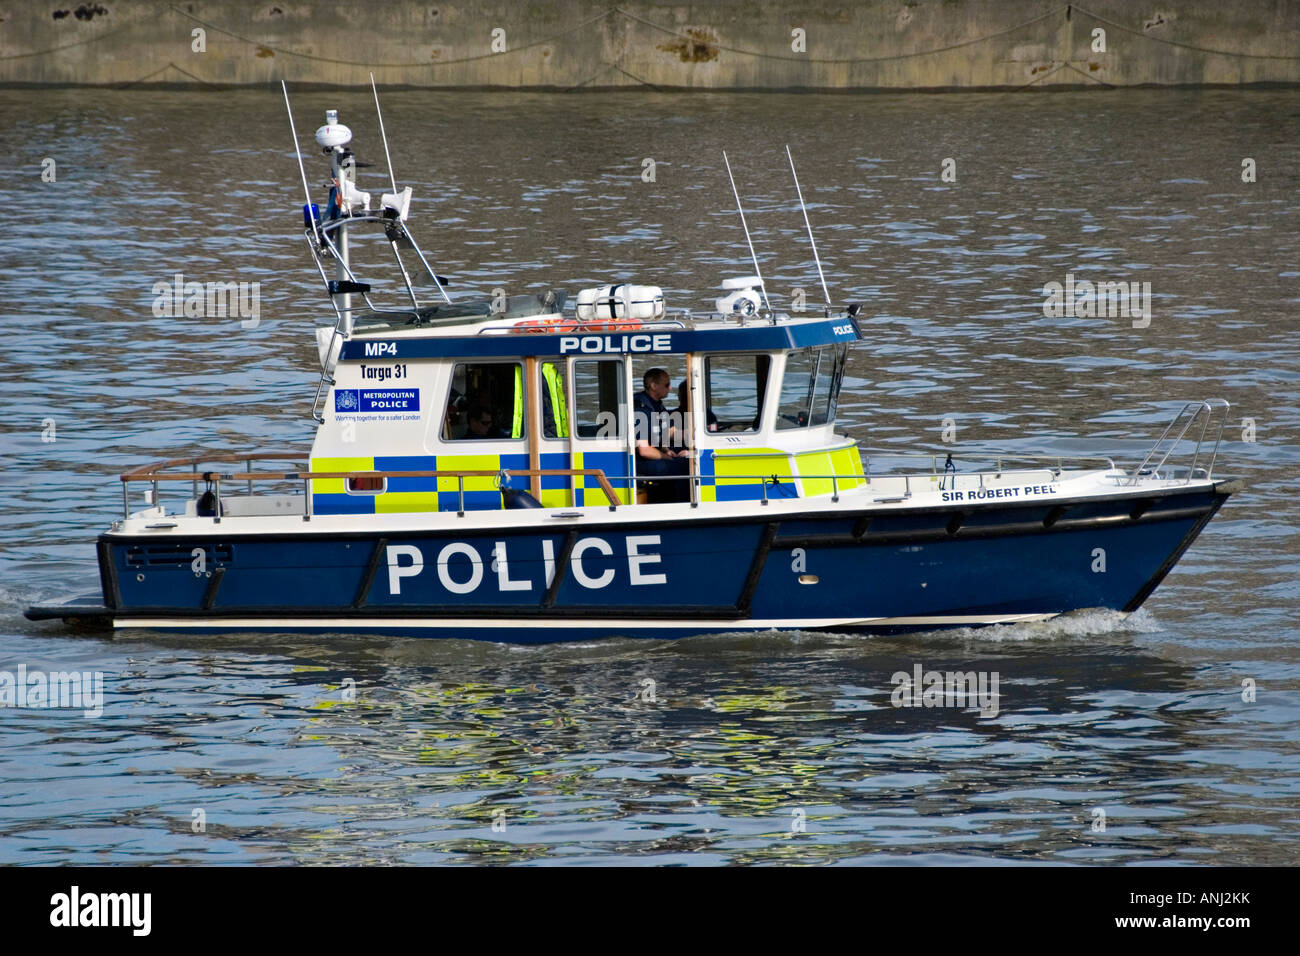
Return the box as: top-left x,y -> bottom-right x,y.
311,456 -> 377,515
696,444 -> 865,503
536,451 -> 571,509
572,450 -> 634,507
311,453 -> 528,515
309,445 -> 857,514
310,451 -> 640,514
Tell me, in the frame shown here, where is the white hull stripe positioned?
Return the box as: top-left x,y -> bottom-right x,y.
112,612 -> 1059,631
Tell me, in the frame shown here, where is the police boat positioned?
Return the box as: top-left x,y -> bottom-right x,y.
25,84 -> 1240,642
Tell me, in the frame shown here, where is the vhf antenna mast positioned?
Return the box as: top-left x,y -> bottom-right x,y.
282,81 -> 320,247
371,72 -> 423,308
722,150 -> 773,315
785,145 -> 831,316
368,73 -> 452,306
370,72 -> 398,196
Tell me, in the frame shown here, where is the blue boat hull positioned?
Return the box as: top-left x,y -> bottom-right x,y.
28,481 -> 1234,641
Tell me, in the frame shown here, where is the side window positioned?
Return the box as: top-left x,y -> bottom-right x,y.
704,354 -> 770,433
540,360 -> 569,440
809,345 -> 846,426
572,360 -> 625,440
347,475 -> 386,494
442,362 -> 524,441
776,349 -> 818,429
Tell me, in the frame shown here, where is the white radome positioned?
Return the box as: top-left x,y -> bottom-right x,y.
315,123 -> 353,149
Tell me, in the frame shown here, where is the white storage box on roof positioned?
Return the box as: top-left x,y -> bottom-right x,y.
575,283 -> 665,321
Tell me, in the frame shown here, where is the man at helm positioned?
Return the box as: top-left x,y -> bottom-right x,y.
633,368 -> 690,502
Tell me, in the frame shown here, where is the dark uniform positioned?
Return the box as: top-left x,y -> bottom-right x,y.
634,388 -> 689,501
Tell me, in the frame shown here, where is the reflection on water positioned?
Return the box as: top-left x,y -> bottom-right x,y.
2,612 -> 1293,865
0,88 -> 1297,864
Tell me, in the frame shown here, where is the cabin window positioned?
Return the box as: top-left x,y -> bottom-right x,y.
441,362 -> 524,441
777,346 -> 846,429
346,476 -> 386,494
539,360 -> 569,439
704,354 -> 770,433
572,360 -> 625,440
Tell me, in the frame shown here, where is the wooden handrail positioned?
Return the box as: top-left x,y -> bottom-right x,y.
121,464 -> 623,507
121,451 -> 307,479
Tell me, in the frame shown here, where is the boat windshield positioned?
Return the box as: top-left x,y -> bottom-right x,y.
777,345 -> 847,429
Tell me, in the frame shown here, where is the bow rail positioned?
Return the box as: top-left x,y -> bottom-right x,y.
1126,399 -> 1230,485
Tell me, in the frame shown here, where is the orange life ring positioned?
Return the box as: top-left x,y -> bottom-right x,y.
515,316 -> 580,333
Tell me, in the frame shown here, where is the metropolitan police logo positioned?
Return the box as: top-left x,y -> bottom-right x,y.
334,389 -> 360,412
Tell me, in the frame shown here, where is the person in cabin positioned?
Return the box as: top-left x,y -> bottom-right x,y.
448,387 -> 493,439
672,381 -> 718,450
465,403 -> 505,440
634,368 -> 690,501
444,397 -> 464,438
444,386 -> 473,438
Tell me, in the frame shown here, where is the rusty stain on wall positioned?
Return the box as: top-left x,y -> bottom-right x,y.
658,26 -> 719,63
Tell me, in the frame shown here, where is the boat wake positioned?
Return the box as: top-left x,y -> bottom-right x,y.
668,607 -> 1163,653
0,582 -> 58,615
931,606 -> 1163,643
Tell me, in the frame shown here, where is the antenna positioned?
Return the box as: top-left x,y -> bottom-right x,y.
281,81 -> 320,245
369,72 -> 398,196
785,145 -> 831,314
721,150 -> 772,315
368,75 -> 452,306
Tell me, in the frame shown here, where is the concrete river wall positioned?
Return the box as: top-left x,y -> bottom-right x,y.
2,1 -> 1298,90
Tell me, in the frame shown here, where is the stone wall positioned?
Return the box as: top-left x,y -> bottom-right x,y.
1,1 -> 1297,89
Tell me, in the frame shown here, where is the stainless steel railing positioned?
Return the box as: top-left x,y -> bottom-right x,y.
1125,399 -> 1230,486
